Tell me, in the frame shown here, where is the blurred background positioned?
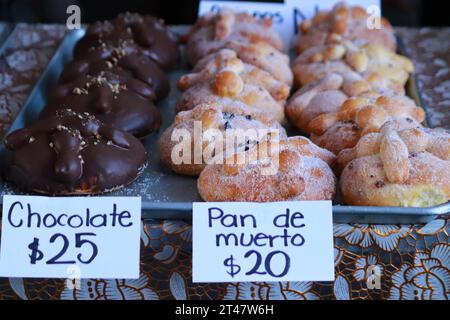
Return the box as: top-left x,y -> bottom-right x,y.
0,0 -> 448,26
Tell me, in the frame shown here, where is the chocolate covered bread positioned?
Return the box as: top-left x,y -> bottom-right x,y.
5,109 -> 148,195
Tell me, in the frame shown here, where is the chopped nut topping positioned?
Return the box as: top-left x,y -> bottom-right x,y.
72,87 -> 88,95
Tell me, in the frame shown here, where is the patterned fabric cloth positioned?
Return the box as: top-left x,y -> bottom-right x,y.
0,23 -> 66,137
0,26 -> 449,300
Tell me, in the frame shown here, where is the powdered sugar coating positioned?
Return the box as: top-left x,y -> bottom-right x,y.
198,136 -> 336,202
177,48 -> 290,102
293,42 -> 413,94
176,73 -> 285,123
185,8 -> 283,65
159,102 -> 286,176
339,125 -> 450,206
309,91 -> 425,155
296,2 -> 396,53
286,74 -> 349,133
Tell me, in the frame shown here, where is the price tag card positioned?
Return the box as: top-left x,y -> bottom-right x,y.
0,195 -> 141,279
199,0 -> 381,48
193,201 -> 334,283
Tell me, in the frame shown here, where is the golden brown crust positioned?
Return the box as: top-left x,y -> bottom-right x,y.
293,43 -> 351,86
192,41 -> 293,86
308,92 -> 425,155
186,9 -> 284,65
197,136 -> 337,202
226,41 -> 293,86
309,92 -> 425,135
159,102 -> 287,176
177,4 -> 447,209
176,71 -> 286,123
293,42 -> 413,94
296,3 -> 396,53
340,154 -> 450,207
310,120 -> 362,156
177,49 -> 290,101
339,125 -> 450,207
286,74 -> 349,133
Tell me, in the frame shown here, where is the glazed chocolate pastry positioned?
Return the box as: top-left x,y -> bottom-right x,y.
74,13 -> 180,70
40,71 -> 161,138
4,109 -> 147,195
60,42 -> 170,101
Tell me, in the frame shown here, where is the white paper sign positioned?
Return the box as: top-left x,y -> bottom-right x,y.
0,195 -> 141,279
193,201 -> 334,283
199,0 -> 381,48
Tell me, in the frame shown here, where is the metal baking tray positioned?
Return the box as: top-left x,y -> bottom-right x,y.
0,27 -> 448,224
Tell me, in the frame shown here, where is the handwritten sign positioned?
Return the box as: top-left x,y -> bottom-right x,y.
0,195 -> 141,279
199,0 -> 381,48
192,201 -> 334,282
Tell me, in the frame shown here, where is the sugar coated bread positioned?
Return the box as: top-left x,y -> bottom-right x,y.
176,70 -> 285,123
286,74 -> 350,133
309,92 -> 426,154
339,124 -> 450,206
185,8 -> 283,65
159,102 -> 286,176
177,48 -> 290,102
296,3 -> 396,53
293,42 -> 413,93
198,136 -> 336,202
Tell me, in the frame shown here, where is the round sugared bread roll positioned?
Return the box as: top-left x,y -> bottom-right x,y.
339,124 -> 450,207
347,43 -> 414,87
177,49 -> 290,102
60,43 -> 170,101
309,92 -> 425,137
194,41 -> 293,87
286,74 -> 351,133
74,12 -> 180,70
198,136 -> 337,202
185,9 -> 283,66
311,117 -> 424,157
293,43 -> 353,87
293,42 -> 413,94
309,92 -> 426,155
296,3 -> 396,53
311,117 -> 424,159
159,102 -> 286,176
40,71 -> 161,139
176,70 -> 285,123
4,109 -> 148,195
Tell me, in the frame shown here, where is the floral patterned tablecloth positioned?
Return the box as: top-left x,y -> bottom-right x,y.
0,25 -> 449,300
